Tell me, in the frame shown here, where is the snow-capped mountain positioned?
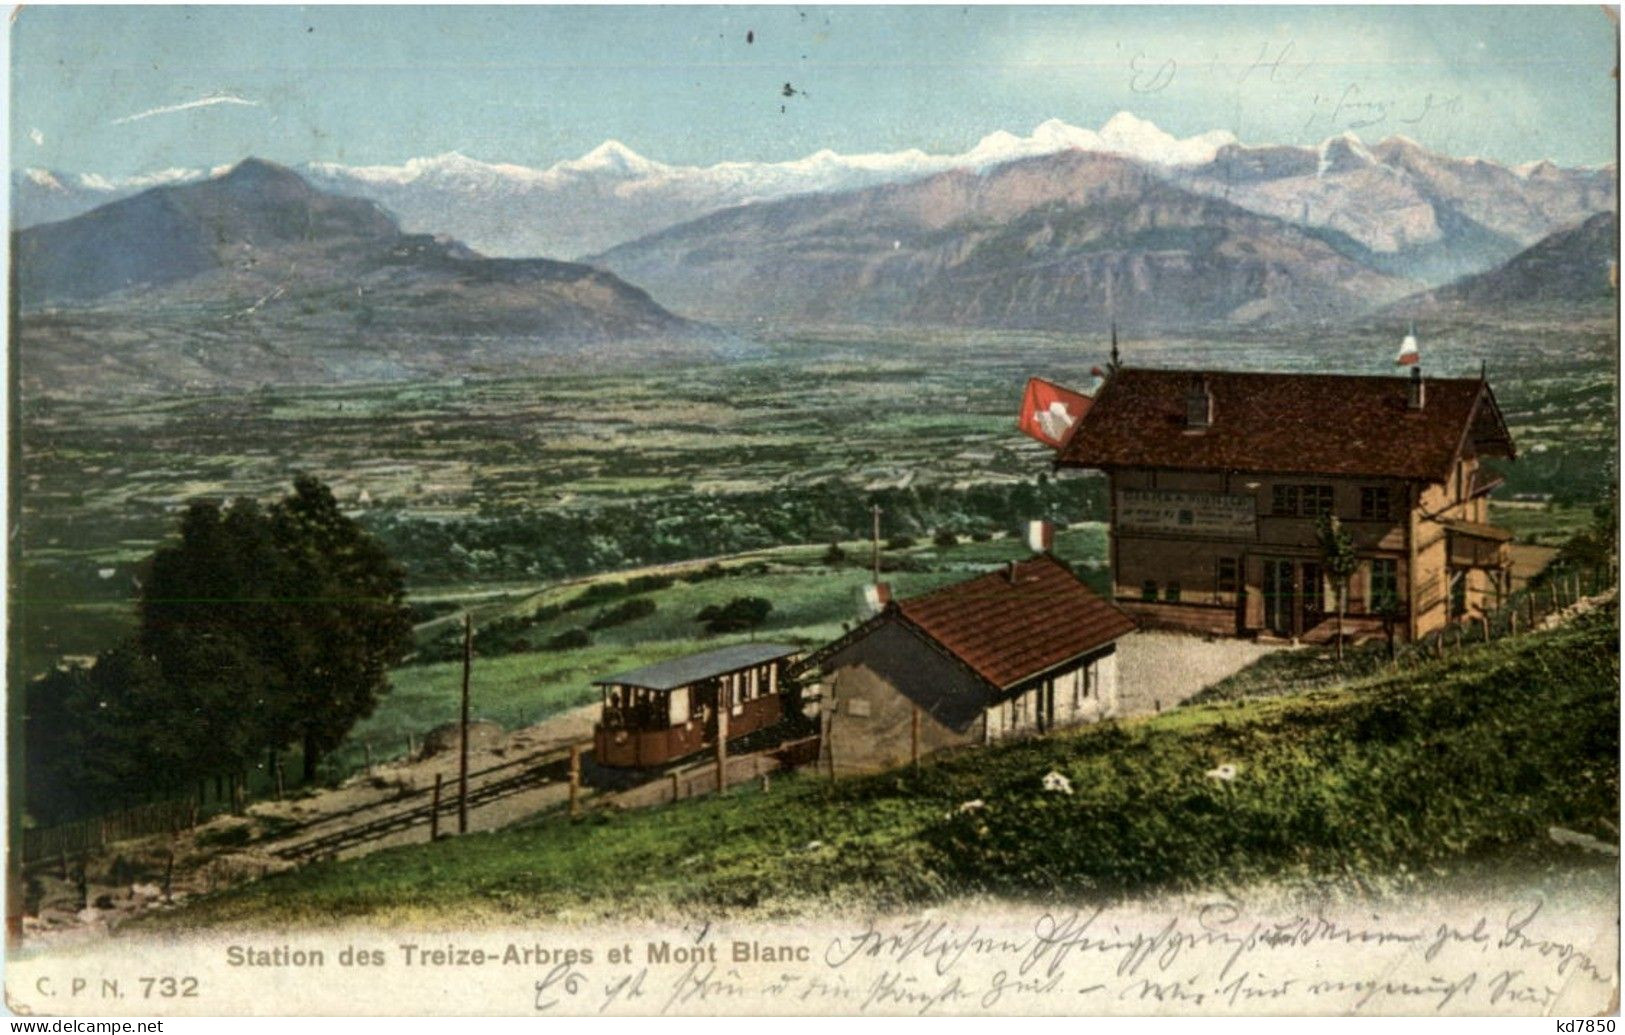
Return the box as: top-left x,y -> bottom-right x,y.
14,112 -> 1613,280
1172,133 -> 1615,283
13,113 -> 1242,257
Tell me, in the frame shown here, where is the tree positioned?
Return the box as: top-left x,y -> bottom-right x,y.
23,645 -> 180,821
1557,479 -> 1619,573
140,498 -> 288,783
1315,514 -> 1359,662
933,528 -> 959,549
266,476 -> 415,780
137,476 -> 413,785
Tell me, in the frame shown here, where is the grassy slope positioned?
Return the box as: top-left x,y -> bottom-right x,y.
161,601 -> 1618,930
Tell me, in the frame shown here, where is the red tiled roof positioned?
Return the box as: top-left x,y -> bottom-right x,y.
894,554 -> 1135,689
1056,368 -> 1513,481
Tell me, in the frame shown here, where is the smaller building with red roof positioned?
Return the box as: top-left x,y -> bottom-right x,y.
793,553 -> 1135,777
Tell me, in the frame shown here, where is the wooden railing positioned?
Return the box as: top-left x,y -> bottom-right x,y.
22,798 -> 197,867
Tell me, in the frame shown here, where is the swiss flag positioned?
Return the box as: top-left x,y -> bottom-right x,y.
1017,377 -> 1092,449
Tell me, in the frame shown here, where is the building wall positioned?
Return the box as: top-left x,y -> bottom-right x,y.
822,621 -> 1121,777
822,620 -> 988,778
1107,461 -> 1504,642
984,647 -> 1118,743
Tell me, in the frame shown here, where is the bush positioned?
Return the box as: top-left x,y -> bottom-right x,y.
564,581 -> 628,612
822,543 -> 847,566
544,628 -> 592,651
627,574 -> 675,594
588,598 -> 657,630
196,823 -> 254,849
886,535 -> 916,550
933,529 -> 959,549
698,596 -> 774,634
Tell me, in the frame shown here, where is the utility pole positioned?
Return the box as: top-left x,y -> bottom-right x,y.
871,504 -> 883,582
458,613 -> 472,835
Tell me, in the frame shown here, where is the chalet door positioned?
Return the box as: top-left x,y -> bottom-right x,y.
1264,560 -> 1295,636
1300,562 -> 1324,634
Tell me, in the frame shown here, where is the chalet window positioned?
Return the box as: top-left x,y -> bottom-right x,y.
1164,582 -> 1181,603
1216,557 -> 1238,594
1369,558 -> 1398,610
1360,486 -> 1394,521
1141,580 -> 1158,601
1272,483 -> 1334,517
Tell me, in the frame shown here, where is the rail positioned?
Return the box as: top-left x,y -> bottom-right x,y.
272,744 -> 578,861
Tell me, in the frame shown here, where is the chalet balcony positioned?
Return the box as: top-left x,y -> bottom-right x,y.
1442,518 -> 1514,570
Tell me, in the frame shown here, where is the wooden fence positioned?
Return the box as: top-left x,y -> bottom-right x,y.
1396,560 -> 1616,667
21,797 -> 197,867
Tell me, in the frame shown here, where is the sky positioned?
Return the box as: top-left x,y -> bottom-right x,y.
9,5 -> 1620,176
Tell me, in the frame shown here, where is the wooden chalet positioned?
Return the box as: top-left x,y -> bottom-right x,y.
794,554 -> 1135,777
592,642 -> 799,769
1055,366 -> 1517,642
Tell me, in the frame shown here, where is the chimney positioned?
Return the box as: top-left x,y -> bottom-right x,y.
1407,366 -> 1426,411
1026,520 -> 1054,553
1185,374 -> 1214,430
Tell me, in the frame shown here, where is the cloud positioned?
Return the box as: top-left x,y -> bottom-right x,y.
110,94 -> 260,126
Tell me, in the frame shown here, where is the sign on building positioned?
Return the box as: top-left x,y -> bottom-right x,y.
1117,489 -> 1257,539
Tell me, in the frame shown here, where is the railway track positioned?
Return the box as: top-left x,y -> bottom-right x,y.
271,746 -> 578,862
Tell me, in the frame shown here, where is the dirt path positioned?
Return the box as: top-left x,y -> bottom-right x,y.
1114,631 -> 1283,716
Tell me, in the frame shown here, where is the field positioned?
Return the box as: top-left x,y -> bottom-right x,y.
152,596 -> 1619,928
329,526 -> 1107,775
13,313 -> 1617,784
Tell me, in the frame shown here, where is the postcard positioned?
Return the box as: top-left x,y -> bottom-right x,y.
4,4 -> 1619,1019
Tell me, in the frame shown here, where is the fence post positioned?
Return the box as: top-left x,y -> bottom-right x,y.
430,773 -> 443,842
569,744 -> 581,819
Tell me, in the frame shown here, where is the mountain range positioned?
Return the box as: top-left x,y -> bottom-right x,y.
17,113 -> 1613,280
1398,210 -> 1619,312
590,149 -> 1416,330
14,159 -> 712,397
12,116 -> 1615,396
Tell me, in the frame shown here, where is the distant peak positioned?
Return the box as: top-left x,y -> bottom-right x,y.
1100,110 -> 1155,133
569,140 -> 656,174
23,168 -> 66,191
223,157 -> 304,184
1316,132 -> 1376,177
